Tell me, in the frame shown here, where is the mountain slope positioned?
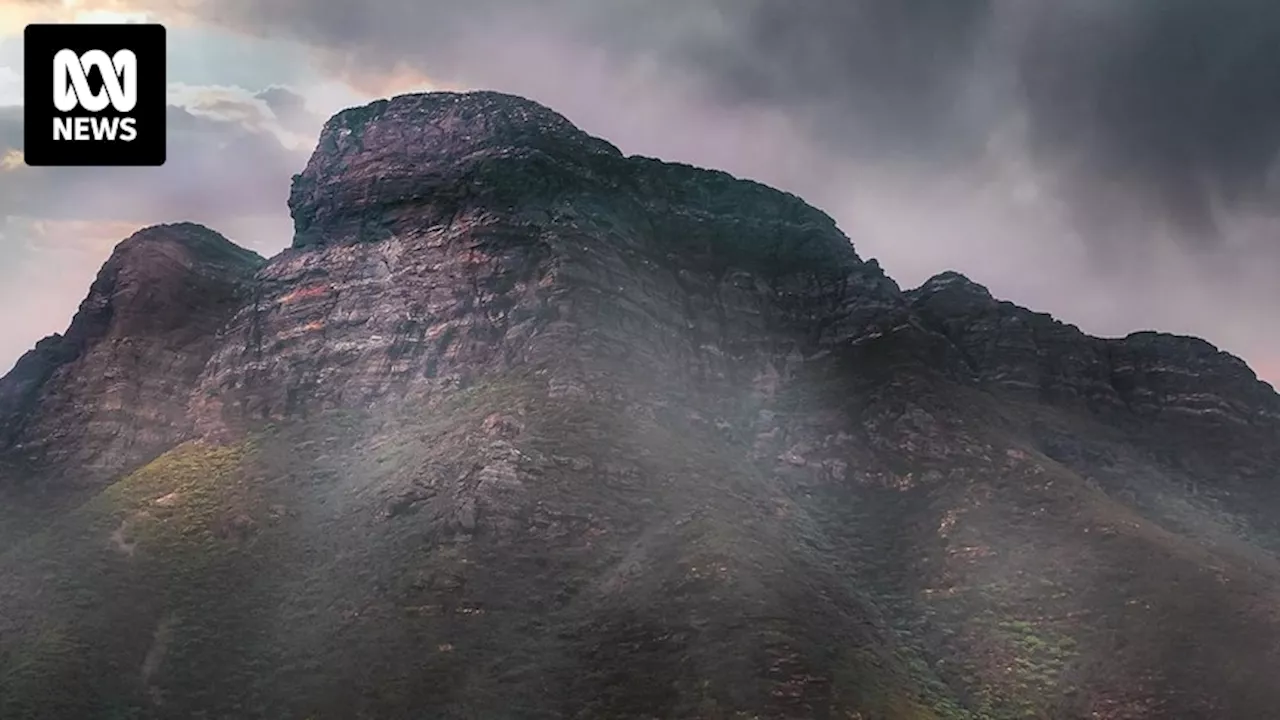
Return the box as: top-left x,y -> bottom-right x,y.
0,224 -> 262,534
1,91 -> 1278,720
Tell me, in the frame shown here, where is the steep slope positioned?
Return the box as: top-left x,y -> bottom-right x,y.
898,272 -> 1280,717
193,91 -> 925,431
1,91 -> 1278,720
0,224 -> 263,518
908,271 -> 1280,542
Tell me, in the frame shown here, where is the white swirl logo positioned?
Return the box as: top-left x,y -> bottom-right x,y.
52,48 -> 137,113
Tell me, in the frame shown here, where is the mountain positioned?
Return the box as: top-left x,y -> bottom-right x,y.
1,90 -> 1278,720
0,224 -> 262,520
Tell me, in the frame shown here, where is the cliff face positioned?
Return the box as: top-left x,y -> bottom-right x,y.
907,270 -> 1280,428
907,270 -> 1280,524
0,223 -> 263,496
1,91 -> 1279,720
194,91 -> 920,430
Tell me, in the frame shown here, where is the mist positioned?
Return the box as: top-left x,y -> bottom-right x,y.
172,3 -> 1280,695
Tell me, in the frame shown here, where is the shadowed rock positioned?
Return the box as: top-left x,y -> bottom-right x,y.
0,223 -> 263,494
1,91 -> 1279,720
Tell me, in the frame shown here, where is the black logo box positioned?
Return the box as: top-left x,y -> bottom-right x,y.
23,23 -> 166,167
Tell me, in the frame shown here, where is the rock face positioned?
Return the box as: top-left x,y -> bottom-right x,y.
908,270 -> 1280,485
194,91 -> 918,431
907,270 -> 1280,424
0,223 -> 263,495
2,91 -> 1279,720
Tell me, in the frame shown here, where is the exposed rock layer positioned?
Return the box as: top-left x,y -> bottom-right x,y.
1,91 -> 1278,720
0,223 -> 263,491
196,91 -> 919,432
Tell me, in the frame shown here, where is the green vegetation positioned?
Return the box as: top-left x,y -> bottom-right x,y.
1,368 -> 1275,718
0,441 -> 261,719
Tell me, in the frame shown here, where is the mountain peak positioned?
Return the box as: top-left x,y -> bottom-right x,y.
5,91 -> 1280,718
288,90 -> 624,249
63,223 -> 263,348
286,90 -> 858,275
111,222 -> 264,270
911,270 -> 994,300
320,90 -> 622,161
0,223 -> 263,487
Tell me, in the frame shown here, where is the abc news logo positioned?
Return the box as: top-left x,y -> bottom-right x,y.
53,48 -> 139,142
24,23 -> 166,166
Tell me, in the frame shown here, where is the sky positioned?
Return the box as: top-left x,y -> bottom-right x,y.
0,0 -> 1277,386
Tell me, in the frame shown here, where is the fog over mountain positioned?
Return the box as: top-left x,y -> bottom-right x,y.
1,89 -> 1278,719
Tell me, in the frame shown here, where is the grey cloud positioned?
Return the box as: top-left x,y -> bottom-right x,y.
1013,1 -> 1280,245
685,0 -> 1280,248
255,85 -> 321,134
0,105 -> 308,225
686,0 -> 997,160
172,0 -> 1280,248
10,0 -> 1280,380
0,105 -> 19,144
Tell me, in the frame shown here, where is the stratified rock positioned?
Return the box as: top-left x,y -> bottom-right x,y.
0,334 -> 79,449
907,270 -> 1122,407
194,91 -> 922,431
907,270 -> 1280,480
1,91 -> 1279,720
288,90 -> 625,249
0,223 -> 263,493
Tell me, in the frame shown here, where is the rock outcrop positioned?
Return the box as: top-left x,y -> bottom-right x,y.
193,91 -> 920,432
907,270 -> 1280,424
1,91 -> 1279,720
907,270 -> 1280,482
0,223 -> 263,494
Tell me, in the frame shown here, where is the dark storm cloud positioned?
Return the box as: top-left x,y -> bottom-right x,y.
12,0 -> 1278,380
1014,1 -> 1280,244
169,0 -> 1280,246
686,0 -> 998,160
695,1 -> 1280,237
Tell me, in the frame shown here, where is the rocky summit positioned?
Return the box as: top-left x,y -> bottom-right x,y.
1,90 -> 1278,720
